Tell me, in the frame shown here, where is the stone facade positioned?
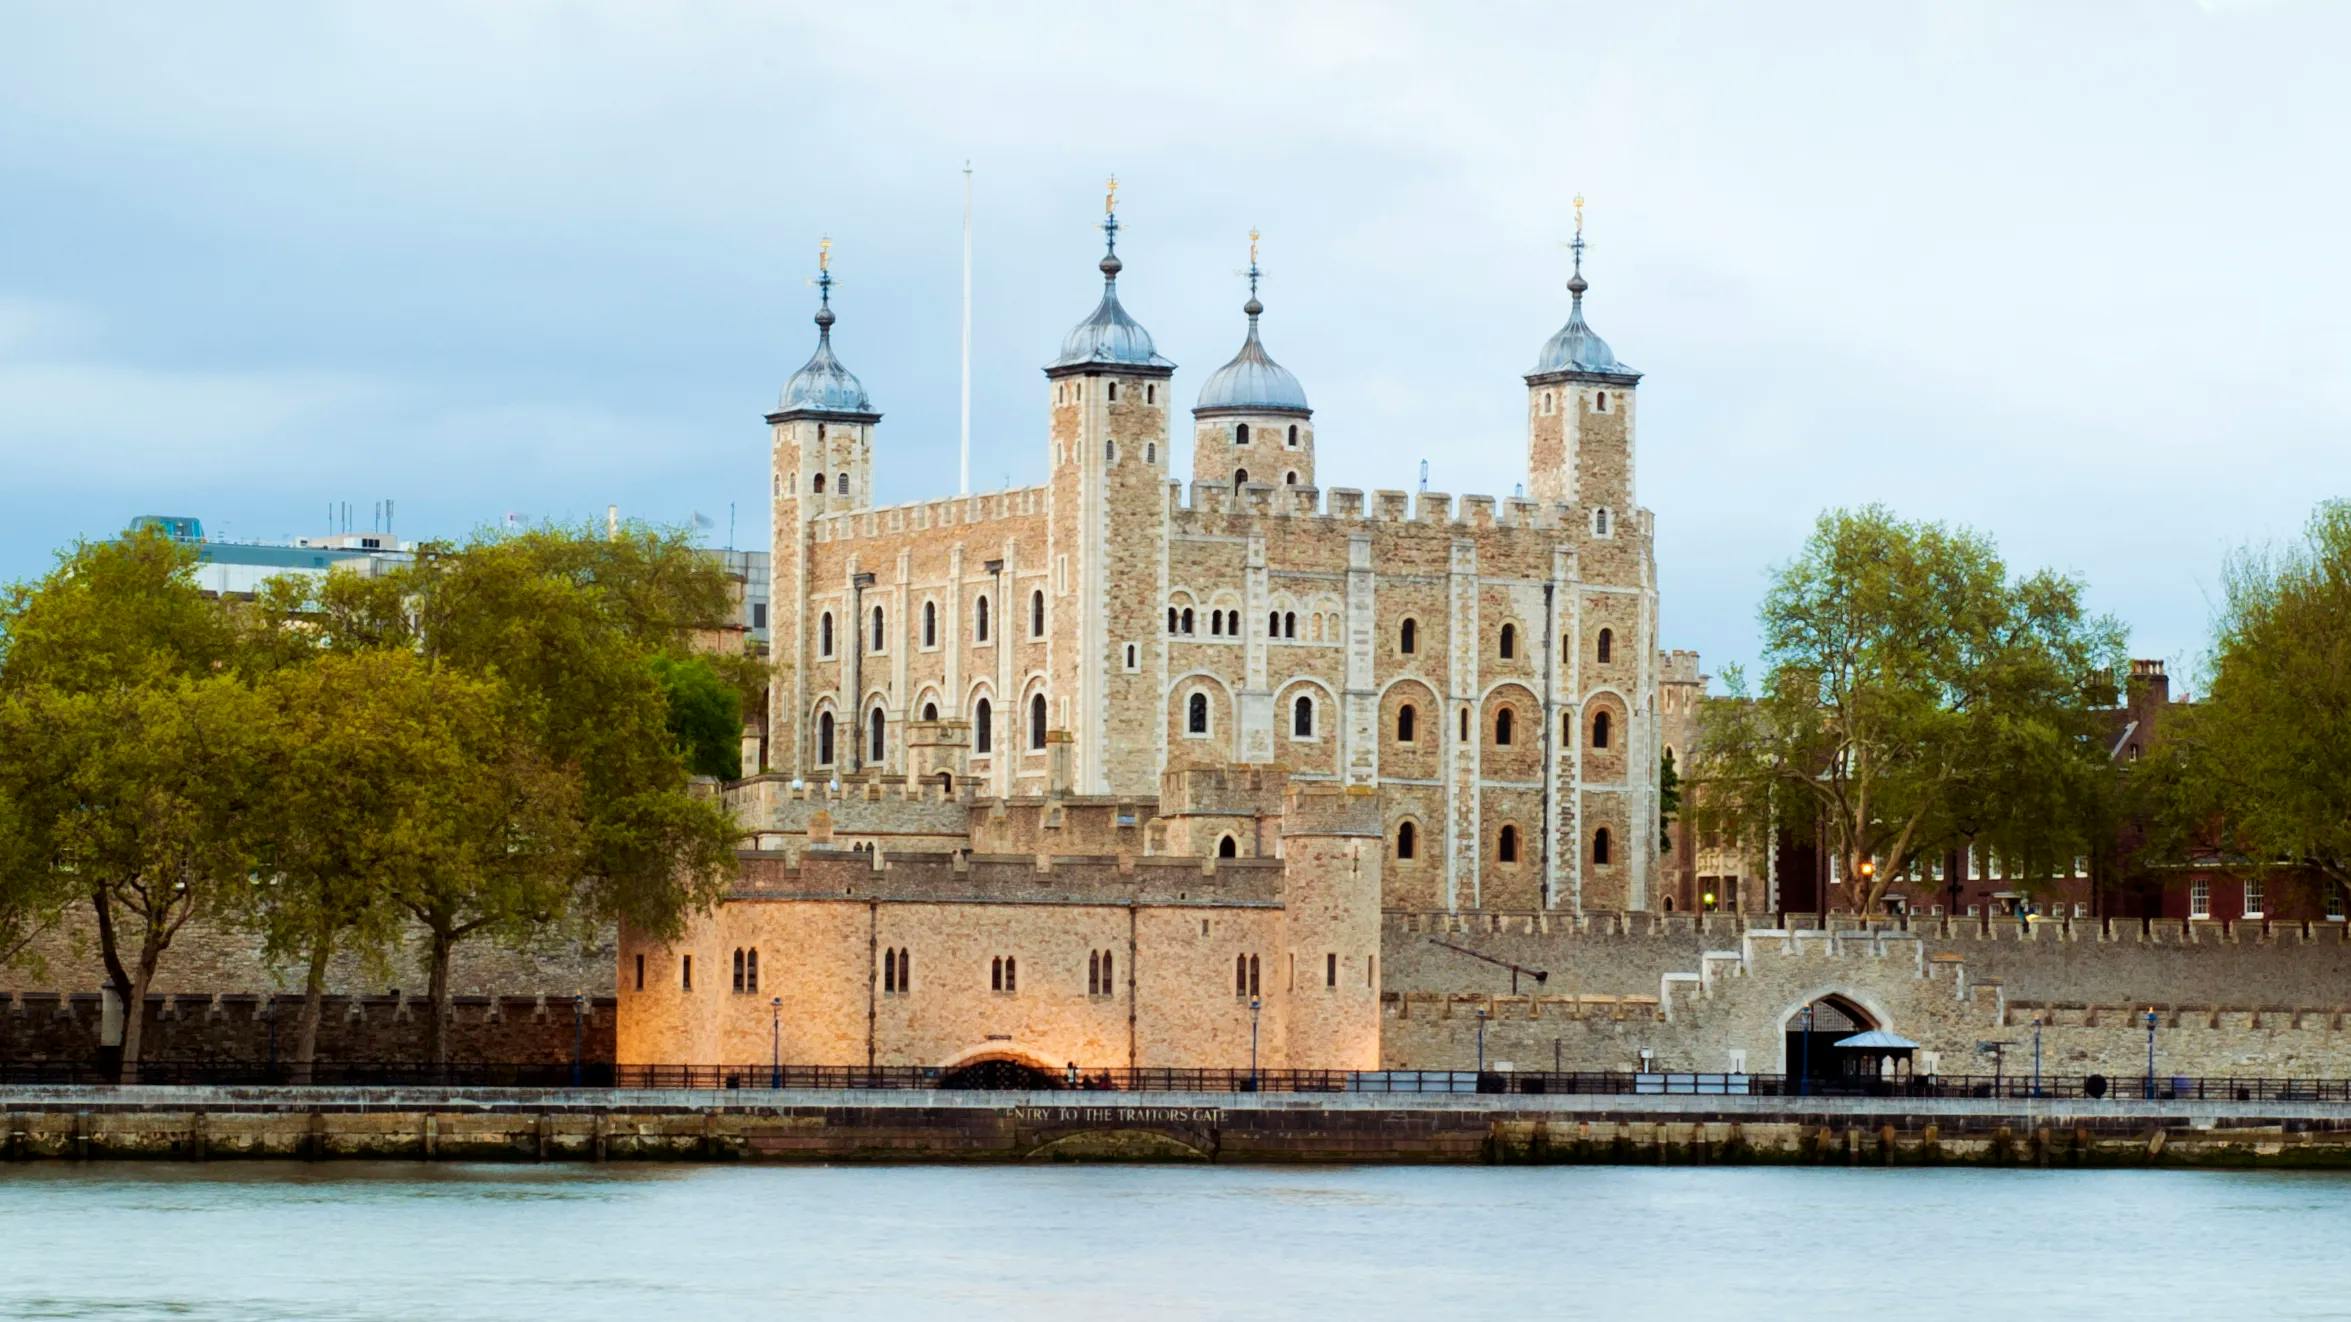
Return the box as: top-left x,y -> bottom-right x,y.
756,216 -> 1664,916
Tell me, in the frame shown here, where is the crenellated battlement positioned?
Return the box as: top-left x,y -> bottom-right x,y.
728,845 -> 1287,906
1166,479 -> 1652,540
805,484 -> 1048,544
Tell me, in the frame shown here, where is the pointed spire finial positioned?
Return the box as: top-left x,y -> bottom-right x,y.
1243,227 -> 1264,319
811,235 -> 836,332
1568,194 -> 1589,300
1098,174 -> 1123,279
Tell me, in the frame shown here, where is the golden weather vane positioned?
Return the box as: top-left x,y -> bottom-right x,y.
1573,193 -> 1585,239
1105,174 -> 1118,215
818,235 -> 831,272
1249,226 -> 1260,266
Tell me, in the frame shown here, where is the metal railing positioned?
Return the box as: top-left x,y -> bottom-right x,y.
7,1059 -> 2351,1103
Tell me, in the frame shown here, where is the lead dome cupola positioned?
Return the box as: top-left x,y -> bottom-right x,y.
1529,200 -> 1641,383
777,243 -> 876,416
1195,231 -> 1309,416
1047,178 -> 1175,372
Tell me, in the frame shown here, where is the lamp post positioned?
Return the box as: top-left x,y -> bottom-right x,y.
1799,1002 -> 1815,1097
1476,1007 -> 1490,1076
1248,996 -> 1261,1091
570,993 -> 585,1087
2032,1015 -> 2044,1098
2144,1008 -> 2159,1100
770,996 -> 783,1090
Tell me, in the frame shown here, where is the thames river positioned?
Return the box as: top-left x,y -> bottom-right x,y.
1,1163 -> 2341,1319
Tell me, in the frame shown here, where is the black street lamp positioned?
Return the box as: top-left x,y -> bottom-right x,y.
1799,1002 -> 1816,1097
1248,996 -> 1261,1090
2032,1015 -> 2044,1098
1476,1007 -> 1490,1076
770,996 -> 783,1089
2144,1008 -> 2159,1100
571,993 -> 586,1087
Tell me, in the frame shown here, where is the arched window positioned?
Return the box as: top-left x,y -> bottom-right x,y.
1283,612 -> 1296,638
1218,835 -> 1237,858
1168,607 -> 1178,634
1460,708 -> 1470,741
1088,950 -> 1100,996
1267,611 -> 1279,638
745,948 -> 758,993
1499,623 -> 1517,659
923,601 -> 937,648
1594,508 -> 1611,537
1397,820 -> 1417,860
681,955 -> 692,990
884,948 -> 897,993
1284,471 -> 1297,486
868,707 -> 885,763
1596,390 -> 1608,412
1563,711 -> 1575,744
975,595 -> 990,642
1236,954 -> 1249,996
1400,618 -> 1417,654
1249,954 -> 1260,996
1498,824 -> 1519,864
1180,607 -> 1194,634
1004,957 -> 1016,992
820,612 -> 834,657
812,472 -> 825,494
1029,693 -> 1047,750
1593,827 -> 1613,865
838,472 -> 850,497
1031,590 -> 1045,638
1597,628 -> 1613,664
1107,381 -> 1118,402
974,698 -> 993,754
1495,707 -> 1514,746
991,957 -> 1002,991
871,605 -> 885,651
1188,692 -> 1208,735
897,948 -> 910,993
921,700 -> 938,722
1233,467 -> 1249,493
1101,950 -> 1113,994
1286,424 -> 1299,448
1235,422 -> 1250,445
1292,694 -> 1314,737
732,948 -> 745,993
817,711 -> 835,765
1592,710 -> 1612,749
1397,704 -> 1417,743
1105,439 -> 1116,462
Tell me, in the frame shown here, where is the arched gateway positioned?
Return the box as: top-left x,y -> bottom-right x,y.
1783,994 -> 1914,1092
937,1053 -> 1063,1091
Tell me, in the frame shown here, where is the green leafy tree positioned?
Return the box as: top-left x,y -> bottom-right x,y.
653,651 -> 744,780
286,523 -> 741,1063
2136,501 -> 2351,906
1693,506 -> 2125,913
1659,749 -> 1681,854
254,650 -> 582,1077
0,531 -> 276,1077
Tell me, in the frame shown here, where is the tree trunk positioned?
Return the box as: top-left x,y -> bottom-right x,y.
426,927 -> 455,1075
294,930 -> 332,1085
91,888 -> 132,1011
120,937 -> 164,1084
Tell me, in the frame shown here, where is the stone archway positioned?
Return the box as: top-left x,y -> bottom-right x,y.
937,1050 -> 1064,1091
1783,993 -> 1878,1090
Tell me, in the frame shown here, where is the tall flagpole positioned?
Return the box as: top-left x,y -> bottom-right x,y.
959,160 -> 973,497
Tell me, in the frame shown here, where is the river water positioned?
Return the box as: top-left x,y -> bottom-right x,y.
2,1163 -> 2342,1319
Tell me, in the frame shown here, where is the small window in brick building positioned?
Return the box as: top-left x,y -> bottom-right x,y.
1594,827 -> 1612,866
1030,693 -> 1047,750
813,472 -> 826,494
1401,618 -> 1417,653
820,612 -> 834,657
921,700 -> 938,721
1593,710 -> 1612,749
1107,381 -> 1119,402
1235,954 -> 1249,996
1499,623 -> 1517,659
976,595 -> 990,642
1146,442 -> 1156,463
897,949 -> 910,993
974,698 -> 992,754
1235,422 -> 1250,445
1124,643 -> 1138,671
817,712 -> 835,765
1397,704 -> 1417,744
1188,692 -> 1209,735
923,601 -> 937,648
1292,695 -> 1314,737
682,955 -> 693,991
732,948 -> 745,992
1498,825 -> 1519,864
872,606 -> 885,652
1004,956 -> 1016,992
1326,953 -> 1337,988
1597,628 -> 1613,664
1031,591 -> 1046,638
746,948 -> 759,993
1596,390 -> 1608,412
1218,835 -> 1237,858
1495,707 -> 1514,746
1396,820 -> 1417,859
2190,880 -> 2211,920
1287,424 -> 1300,448
1147,384 -> 1156,404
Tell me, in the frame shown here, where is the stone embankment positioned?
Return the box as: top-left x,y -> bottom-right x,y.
6,1088 -> 2351,1167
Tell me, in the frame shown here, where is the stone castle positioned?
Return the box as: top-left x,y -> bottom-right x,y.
622,188 -> 1721,1077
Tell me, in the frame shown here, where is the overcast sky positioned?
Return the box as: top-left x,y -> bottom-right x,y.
2,1 -> 2341,682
